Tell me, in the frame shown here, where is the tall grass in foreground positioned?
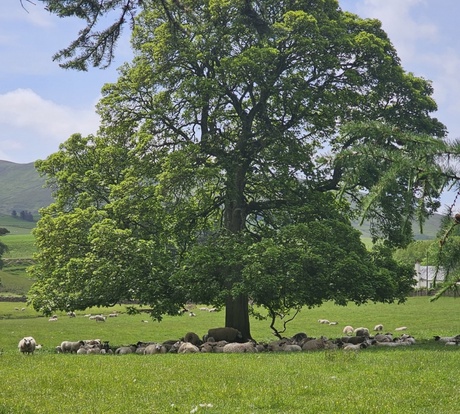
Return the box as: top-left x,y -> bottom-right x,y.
0,348 -> 459,413
0,297 -> 458,413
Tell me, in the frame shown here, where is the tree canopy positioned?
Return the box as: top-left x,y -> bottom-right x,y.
30,0 -> 451,339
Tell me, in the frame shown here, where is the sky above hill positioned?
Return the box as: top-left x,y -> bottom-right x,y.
1,0 -> 459,210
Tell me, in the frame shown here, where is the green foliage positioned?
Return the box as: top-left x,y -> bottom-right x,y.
31,1 -> 448,338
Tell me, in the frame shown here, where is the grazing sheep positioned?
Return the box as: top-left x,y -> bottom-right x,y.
184,332 -> 203,347
18,336 -> 37,354
60,340 -> 85,354
342,326 -> 354,336
373,324 -> 384,332
318,319 -> 330,324
206,327 -> 243,343
223,341 -> 257,353
95,315 -> 106,322
108,313 -> 118,318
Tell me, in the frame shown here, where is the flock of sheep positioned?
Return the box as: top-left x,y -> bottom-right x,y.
18,321 -> 460,355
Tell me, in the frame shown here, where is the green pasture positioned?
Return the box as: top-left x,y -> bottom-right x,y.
0,297 -> 458,413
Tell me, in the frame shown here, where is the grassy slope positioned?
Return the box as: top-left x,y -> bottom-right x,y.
0,160 -> 53,215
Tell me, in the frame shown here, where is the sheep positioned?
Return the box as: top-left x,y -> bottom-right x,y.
354,327 -> 370,337
223,341 -> 257,353
205,327 -> 243,343
115,345 -> 137,354
340,336 -> 367,345
318,319 -> 330,324
329,321 -> 338,325
18,336 -> 37,354
95,315 -> 106,322
302,337 -> 329,351
172,341 -> 200,353
343,341 -> 369,351
394,326 -> 407,331
67,311 -> 76,318
279,343 -> 302,352
433,335 -> 460,343
373,324 -> 384,332
342,326 -> 354,336
144,343 -> 167,354
76,347 -> 88,354
183,331 -> 203,347
374,333 -> 393,343
108,313 -> 118,318
60,340 -> 85,353
291,332 -> 308,344
189,312 -> 196,317
48,316 -> 58,322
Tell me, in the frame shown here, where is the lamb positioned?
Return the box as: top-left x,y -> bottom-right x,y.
342,326 -> 354,336
18,336 -> 37,354
373,324 -> 384,332
184,331 -> 203,347
205,327 -> 244,343
222,341 -> 257,353
60,340 -> 85,353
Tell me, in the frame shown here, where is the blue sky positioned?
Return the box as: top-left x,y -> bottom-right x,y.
1,0 -> 459,209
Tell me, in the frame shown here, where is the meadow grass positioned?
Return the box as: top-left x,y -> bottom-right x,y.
2,233 -> 36,259
0,297 -> 459,413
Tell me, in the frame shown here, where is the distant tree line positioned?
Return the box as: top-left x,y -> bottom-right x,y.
11,210 -> 35,222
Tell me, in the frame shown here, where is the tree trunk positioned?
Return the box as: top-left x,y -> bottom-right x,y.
225,292 -> 251,341
223,162 -> 251,340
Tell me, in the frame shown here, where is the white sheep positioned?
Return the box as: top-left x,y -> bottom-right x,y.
95,315 -> 106,322
60,340 -> 85,353
18,336 -> 37,354
144,343 -> 167,354
433,335 -> 460,343
48,316 -> 58,322
394,326 -> 407,331
318,319 -> 330,324
222,341 -> 257,353
342,326 -> 354,336
176,341 -> 200,353
373,324 -> 384,331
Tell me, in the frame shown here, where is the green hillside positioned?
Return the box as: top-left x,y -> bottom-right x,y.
0,160 -> 54,215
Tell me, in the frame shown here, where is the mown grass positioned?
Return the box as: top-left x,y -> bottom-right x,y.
0,297 -> 459,413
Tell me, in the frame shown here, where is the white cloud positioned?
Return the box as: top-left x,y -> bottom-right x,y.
354,0 -> 438,62
0,89 -> 100,163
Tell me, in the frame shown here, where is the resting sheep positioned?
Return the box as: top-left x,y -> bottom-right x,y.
222,341 -> 257,353
342,326 -> 354,336
183,332 -> 203,347
373,324 -> 384,332
434,335 -> 460,343
144,343 -> 167,354
60,340 -> 85,354
354,327 -> 370,337
205,327 -> 243,343
175,341 -> 200,354
18,336 -> 37,354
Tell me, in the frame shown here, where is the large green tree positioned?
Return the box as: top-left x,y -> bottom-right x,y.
30,0 -> 448,339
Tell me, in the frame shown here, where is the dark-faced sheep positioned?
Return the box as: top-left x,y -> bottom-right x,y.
184,332 -> 203,347
206,327 -> 243,343
18,337 -> 37,354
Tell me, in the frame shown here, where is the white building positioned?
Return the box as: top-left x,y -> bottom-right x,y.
414,262 -> 445,289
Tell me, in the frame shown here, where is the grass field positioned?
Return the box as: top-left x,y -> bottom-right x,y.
0,297 -> 458,413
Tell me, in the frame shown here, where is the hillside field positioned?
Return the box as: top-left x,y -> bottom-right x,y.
0,297 -> 458,413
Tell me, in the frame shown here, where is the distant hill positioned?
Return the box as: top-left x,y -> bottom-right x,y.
0,159 -> 443,239
0,160 -> 54,215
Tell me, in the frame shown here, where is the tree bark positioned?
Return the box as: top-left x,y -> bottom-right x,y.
225,292 -> 251,341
